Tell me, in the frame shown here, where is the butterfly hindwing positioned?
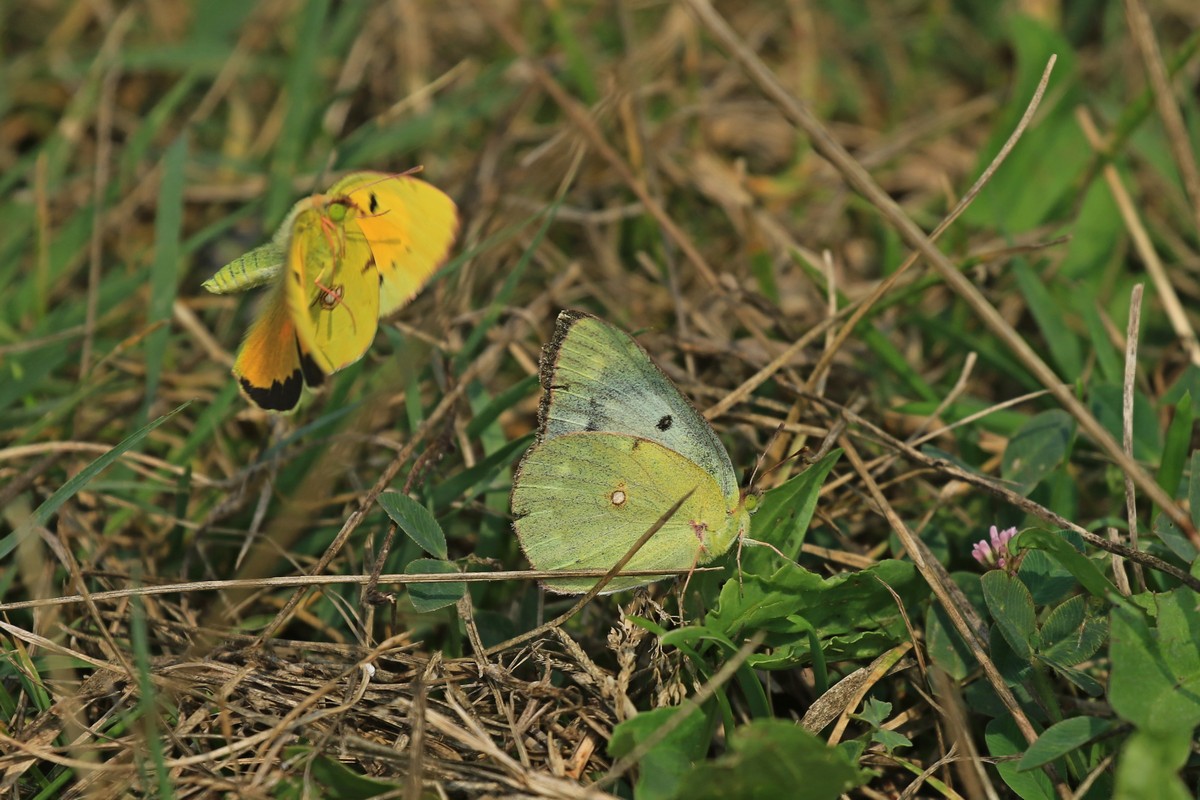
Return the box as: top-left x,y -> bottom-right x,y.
231,283 -> 306,412
512,432 -> 745,594
512,312 -> 753,594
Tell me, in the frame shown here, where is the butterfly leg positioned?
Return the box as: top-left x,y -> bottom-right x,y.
737,535 -> 796,594
678,542 -> 704,601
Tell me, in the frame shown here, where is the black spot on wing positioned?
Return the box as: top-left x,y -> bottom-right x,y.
657,414 -> 673,431
367,192 -> 379,214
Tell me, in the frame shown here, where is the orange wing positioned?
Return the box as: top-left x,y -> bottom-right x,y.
232,283 -> 325,412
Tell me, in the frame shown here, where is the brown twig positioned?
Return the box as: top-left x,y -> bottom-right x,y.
1122,285 -> 1147,593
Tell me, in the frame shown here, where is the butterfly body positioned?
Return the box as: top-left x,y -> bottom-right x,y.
202,198 -> 307,294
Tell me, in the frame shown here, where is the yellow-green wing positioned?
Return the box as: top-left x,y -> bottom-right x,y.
284,206 -> 381,374
202,197 -> 310,294
539,311 -> 740,502
512,432 -> 749,594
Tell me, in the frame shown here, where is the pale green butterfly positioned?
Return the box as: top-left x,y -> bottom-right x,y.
511,310 -> 753,594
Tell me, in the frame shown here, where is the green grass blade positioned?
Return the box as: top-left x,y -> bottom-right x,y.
0,403 -> 188,562
142,135 -> 187,421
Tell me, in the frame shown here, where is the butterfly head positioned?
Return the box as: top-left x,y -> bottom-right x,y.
741,488 -> 762,515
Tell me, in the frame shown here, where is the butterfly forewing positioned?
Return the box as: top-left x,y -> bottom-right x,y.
323,172 -> 459,316
539,311 -> 740,502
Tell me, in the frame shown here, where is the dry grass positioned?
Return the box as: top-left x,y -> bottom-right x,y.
4,1 -> 1200,797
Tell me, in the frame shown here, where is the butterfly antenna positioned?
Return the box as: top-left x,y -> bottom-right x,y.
358,166 -> 429,224
745,422 -> 812,497
308,150 -> 339,199
751,424 -> 815,487
354,166 -> 423,220
745,422 -> 787,491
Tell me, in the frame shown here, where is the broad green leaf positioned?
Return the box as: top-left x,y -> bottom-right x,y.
1059,176 -> 1123,281
378,493 -> 447,559
668,719 -> 864,800
405,559 -> 465,613
981,571 -> 1036,661
1017,716 -> 1116,771
1109,588 -> 1200,734
1035,655 -> 1103,696
608,705 -> 716,800
924,573 -> 980,680
986,717 -> 1055,800
1001,410 -> 1074,495
1152,511 -> 1196,563
1017,547 -> 1077,606
1013,529 -> 1117,599
1038,595 -> 1106,665
1113,730 -> 1192,800
708,560 -> 924,669
751,449 -> 841,561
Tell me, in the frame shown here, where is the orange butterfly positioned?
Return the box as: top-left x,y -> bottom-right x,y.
204,172 -> 459,411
